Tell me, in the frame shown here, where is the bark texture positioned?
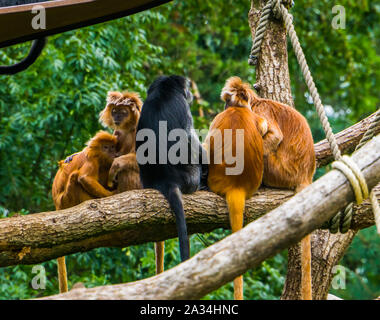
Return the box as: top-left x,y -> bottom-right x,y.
249,0 -> 294,106
0,188 -> 292,267
315,112 -> 380,168
0,121 -> 376,268
39,136 -> 380,299
1,181 -> 377,268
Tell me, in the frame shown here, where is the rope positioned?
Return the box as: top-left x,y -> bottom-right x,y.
248,0 -> 276,66
249,0 -> 379,233
277,1 -> 379,233
328,109 -> 380,233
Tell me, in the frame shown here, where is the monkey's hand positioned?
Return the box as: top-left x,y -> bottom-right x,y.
108,153 -> 139,187
263,120 -> 283,156
257,116 -> 268,137
78,174 -> 113,198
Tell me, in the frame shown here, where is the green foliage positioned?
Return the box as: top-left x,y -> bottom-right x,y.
0,0 -> 379,300
330,226 -> 380,299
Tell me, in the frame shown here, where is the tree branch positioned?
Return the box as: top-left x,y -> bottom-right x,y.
315,111 -> 380,168
0,120 -> 378,267
38,135 -> 380,299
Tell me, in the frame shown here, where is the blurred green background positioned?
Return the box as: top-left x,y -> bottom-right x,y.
0,0 -> 379,299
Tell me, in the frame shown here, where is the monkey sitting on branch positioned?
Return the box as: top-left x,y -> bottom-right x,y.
242,77 -> 316,300
204,76 -> 268,300
52,131 -> 118,293
136,75 -> 208,273
99,91 -> 143,193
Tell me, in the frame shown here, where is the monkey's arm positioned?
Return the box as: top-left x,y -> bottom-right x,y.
108,153 -> 139,187
78,162 -> 113,198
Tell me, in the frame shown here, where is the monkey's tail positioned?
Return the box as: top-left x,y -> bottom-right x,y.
296,184 -> 312,300
225,188 -> 246,300
301,234 -> 312,300
162,185 -> 190,262
57,256 -> 68,293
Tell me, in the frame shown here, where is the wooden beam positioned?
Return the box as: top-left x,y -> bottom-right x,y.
0,0 -> 172,48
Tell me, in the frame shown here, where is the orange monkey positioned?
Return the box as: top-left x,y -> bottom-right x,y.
52,131 -> 118,293
101,92 -> 171,272
204,77 -> 268,300
99,91 -> 143,193
243,78 -> 316,300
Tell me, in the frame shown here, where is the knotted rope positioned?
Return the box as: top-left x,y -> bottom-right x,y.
327,109 -> 380,233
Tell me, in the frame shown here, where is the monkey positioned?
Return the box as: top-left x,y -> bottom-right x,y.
136,75 -> 207,271
204,76 -> 268,300
52,130 -> 118,293
99,91 -> 143,192
242,77 -> 316,300
0,38 -> 46,75
99,91 -> 142,155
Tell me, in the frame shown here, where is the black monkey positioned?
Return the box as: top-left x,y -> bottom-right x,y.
136,75 -> 207,262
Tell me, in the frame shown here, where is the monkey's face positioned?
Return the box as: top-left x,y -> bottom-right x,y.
101,142 -> 117,160
111,105 -> 139,129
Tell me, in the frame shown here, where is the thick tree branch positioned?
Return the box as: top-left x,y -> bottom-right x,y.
39,135 -> 380,299
0,125 -> 378,267
0,188 -> 292,267
315,111 -> 380,168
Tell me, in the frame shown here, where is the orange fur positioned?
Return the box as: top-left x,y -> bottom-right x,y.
52,131 -> 117,294
99,91 -> 142,130
241,77 -> 316,300
107,152 -> 142,193
52,131 -> 117,210
246,84 -> 316,188
99,91 -> 142,193
205,77 -> 267,300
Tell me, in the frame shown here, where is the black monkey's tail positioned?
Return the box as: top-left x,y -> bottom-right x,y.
162,185 -> 190,262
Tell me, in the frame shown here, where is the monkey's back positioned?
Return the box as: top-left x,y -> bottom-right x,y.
136,90 -> 202,194
206,107 -> 264,199
51,151 -> 87,208
254,100 -> 315,189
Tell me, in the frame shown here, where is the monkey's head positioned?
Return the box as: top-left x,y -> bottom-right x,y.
100,91 -> 143,131
148,75 -> 193,105
86,131 -> 118,164
221,76 -> 258,109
